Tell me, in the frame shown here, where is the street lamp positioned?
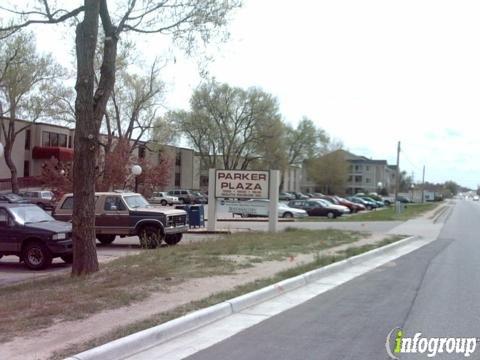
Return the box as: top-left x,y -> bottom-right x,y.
410,183 -> 415,202
377,181 -> 383,195
132,165 -> 142,193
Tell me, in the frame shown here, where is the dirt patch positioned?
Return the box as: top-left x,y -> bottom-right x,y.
0,233 -> 395,360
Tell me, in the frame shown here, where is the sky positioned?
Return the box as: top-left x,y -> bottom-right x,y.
10,0 -> 480,188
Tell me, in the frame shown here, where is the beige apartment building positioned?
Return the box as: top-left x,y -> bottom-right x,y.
0,119 -> 317,195
0,120 -> 74,189
301,150 -> 397,195
0,119 -> 201,191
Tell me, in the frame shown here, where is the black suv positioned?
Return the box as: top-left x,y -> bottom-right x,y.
0,204 -> 73,270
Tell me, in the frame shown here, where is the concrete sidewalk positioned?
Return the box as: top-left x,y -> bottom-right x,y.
67,203 -> 449,360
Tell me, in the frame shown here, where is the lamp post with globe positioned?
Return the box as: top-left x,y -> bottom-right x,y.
132,165 -> 142,193
377,181 -> 383,195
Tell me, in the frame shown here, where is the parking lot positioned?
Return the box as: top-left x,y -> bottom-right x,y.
0,233 -> 222,286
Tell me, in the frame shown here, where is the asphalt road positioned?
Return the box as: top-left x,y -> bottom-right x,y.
186,200 -> 480,360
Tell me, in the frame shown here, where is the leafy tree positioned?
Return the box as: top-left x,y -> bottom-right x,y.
169,80 -> 282,170
306,150 -> 349,195
1,0 -> 241,276
285,117 -> 330,165
0,30 -> 66,193
443,180 -> 459,197
399,171 -> 413,192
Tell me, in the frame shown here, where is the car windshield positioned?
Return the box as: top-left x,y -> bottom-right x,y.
4,193 -> 22,201
123,195 -> 150,209
9,206 -> 54,225
316,199 -> 331,207
41,191 -> 53,199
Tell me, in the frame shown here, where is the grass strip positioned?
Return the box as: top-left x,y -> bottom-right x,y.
300,203 -> 440,222
0,229 -> 363,342
49,235 -> 404,360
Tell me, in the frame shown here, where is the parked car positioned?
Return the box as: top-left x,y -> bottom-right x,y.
0,204 -> 72,270
331,196 -> 366,213
233,199 -> 307,218
362,196 -> 385,207
290,192 -> 309,200
396,195 -> 412,203
348,196 -> 378,210
20,190 -> 55,210
288,199 -> 345,219
0,193 -> 30,204
167,189 -> 205,204
192,191 -> 208,204
53,192 -> 188,248
279,192 -> 296,201
149,192 -> 179,206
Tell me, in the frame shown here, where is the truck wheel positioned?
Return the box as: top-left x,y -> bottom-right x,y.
23,241 -> 52,270
165,233 -> 183,245
61,254 -> 73,264
139,226 -> 162,249
97,234 -> 116,245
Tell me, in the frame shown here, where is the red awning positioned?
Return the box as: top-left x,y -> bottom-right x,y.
32,146 -> 74,162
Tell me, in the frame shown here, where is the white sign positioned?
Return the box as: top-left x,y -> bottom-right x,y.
220,200 -> 269,217
215,170 -> 269,199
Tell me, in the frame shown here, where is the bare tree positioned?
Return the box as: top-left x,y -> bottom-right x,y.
1,0 -> 241,276
0,29 -> 66,193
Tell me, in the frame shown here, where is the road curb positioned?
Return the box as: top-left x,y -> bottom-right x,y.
66,235 -> 418,360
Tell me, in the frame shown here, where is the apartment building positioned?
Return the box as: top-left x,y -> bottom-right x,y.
141,144 -> 201,191
0,118 -> 306,194
0,119 -> 202,191
300,150 -> 397,195
0,120 -> 74,188
344,151 -> 396,195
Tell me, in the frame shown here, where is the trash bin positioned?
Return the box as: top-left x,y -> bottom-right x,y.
175,204 -> 205,228
189,204 -> 205,228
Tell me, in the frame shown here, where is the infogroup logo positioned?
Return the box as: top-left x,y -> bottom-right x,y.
385,327 -> 478,358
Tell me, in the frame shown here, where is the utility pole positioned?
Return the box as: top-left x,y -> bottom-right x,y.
394,141 -> 401,202
421,165 -> 426,203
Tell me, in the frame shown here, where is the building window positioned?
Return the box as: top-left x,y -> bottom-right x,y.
42,131 -> 68,147
348,176 -> 353,182
23,161 -> 30,177
355,165 -> 362,172
175,172 -> 181,187
139,146 -> 146,159
355,175 -> 362,183
175,151 -> 182,166
200,175 -> 209,187
25,129 -> 31,150
366,178 -> 371,184
68,135 -> 73,148
366,166 -> 370,171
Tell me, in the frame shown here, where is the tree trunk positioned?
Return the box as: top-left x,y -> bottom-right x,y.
4,143 -> 19,194
71,0 -> 101,276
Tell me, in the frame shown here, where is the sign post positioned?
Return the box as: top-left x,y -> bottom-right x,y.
268,170 -> 280,232
207,168 -> 217,232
